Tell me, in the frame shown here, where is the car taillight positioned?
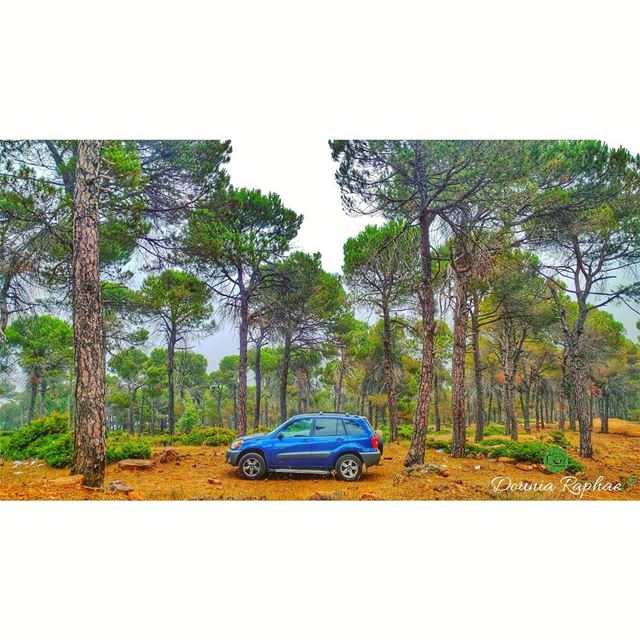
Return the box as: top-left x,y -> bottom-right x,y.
371,434 -> 378,449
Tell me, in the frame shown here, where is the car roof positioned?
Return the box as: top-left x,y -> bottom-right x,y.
293,413 -> 366,419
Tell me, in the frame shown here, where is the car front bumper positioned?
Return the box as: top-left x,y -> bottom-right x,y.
360,450 -> 381,467
226,449 -> 241,466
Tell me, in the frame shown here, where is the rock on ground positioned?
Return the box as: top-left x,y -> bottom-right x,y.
107,480 -> 134,493
118,459 -> 155,471
393,463 -> 447,486
310,490 -> 345,500
159,447 -> 179,463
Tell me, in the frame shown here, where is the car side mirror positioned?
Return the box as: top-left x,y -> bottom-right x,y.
277,432 -> 285,440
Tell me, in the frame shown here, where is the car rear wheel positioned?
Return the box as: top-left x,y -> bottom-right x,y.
335,454 -> 363,482
238,452 -> 267,480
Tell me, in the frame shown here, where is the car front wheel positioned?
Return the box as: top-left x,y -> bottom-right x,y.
238,452 -> 267,480
335,454 -> 363,482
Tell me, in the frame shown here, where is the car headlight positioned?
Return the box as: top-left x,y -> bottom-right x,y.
230,439 -> 243,450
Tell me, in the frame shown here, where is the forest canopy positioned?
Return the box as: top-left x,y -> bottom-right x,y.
1,139 -> 639,485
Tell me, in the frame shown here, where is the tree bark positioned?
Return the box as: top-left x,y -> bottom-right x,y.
128,387 -> 136,434
522,382 -> 531,433
405,211 -> 436,467
167,326 -> 177,434
433,371 -> 441,433
237,284 -> 249,436
39,378 -> 47,417
70,140 -> 106,487
451,275 -> 469,458
253,331 -> 263,430
28,372 -> 38,423
381,303 -> 399,441
471,291 -> 486,442
600,385 -> 609,433
336,346 -> 347,412
279,332 -> 292,423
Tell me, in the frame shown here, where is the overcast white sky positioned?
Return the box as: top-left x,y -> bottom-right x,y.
194,138 -> 378,369
193,138 -> 640,371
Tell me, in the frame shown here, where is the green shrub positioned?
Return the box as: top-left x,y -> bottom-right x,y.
483,423 -> 506,436
106,437 -> 151,464
424,438 -> 452,453
0,416 -> 153,468
548,430 -> 571,449
251,425 -> 273,434
180,427 -> 237,447
628,409 -> 640,423
398,424 -> 413,440
0,412 -> 69,461
473,438 -> 582,473
38,432 -> 73,468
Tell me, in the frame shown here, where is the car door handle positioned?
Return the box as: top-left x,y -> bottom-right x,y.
336,437 -> 344,442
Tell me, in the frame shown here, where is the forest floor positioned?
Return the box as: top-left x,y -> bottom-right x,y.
1,418 -> 639,501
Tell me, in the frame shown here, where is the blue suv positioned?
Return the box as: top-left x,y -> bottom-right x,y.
226,413 -> 382,481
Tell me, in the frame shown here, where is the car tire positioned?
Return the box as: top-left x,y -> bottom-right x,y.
238,452 -> 268,480
335,454 -> 363,482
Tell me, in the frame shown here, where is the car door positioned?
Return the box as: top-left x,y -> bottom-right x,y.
309,417 -> 344,469
269,417 -> 313,468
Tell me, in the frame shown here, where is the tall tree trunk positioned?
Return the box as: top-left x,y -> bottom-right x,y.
70,140 -> 106,487
167,327 -> 177,434
600,385 -> 609,433
237,286 -> 249,436
486,388 -> 493,426
504,373 -> 518,441
279,332 -> 292,423
28,373 -> 38,423
253,331 -> 263,430
232,385 -> 237,429
0,274 -> 12,337
522,382 -> 531,433
433,372 -> 441,433
405,211 -> 436,467
139,389 -> 145,434
39,378 -> 47,417
381,303 -> 399,441
471,291 -> 486,442
336,346 -> 347,412
451,276 -> 469,458
128,387 -> 136,434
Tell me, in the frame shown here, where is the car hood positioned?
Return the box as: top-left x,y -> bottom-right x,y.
238,432 -> 270,441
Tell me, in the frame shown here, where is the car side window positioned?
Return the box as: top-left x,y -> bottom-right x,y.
280,418 -> 313,438
313,417 -> 340,437
342,419 -> 366,436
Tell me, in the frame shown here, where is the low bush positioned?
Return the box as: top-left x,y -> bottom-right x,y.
628,409 -> 640,423
483,423 -> 506,436
179,427 -> 237,447
106,436 -> 151,464
548,430 -> 571,449
38,432 -> 74,468
398,424 -> 413,440
0,412 -> 69,461
473,438 -> 582,473
0,416 -> 152,468
251,425 -> 273,434
424,438 -> 452,453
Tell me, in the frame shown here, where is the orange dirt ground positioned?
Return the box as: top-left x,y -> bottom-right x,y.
1,418 -> 639,501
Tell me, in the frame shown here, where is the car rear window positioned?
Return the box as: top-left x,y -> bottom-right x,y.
342,419 -> 367,436
313,417 -> 340,437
